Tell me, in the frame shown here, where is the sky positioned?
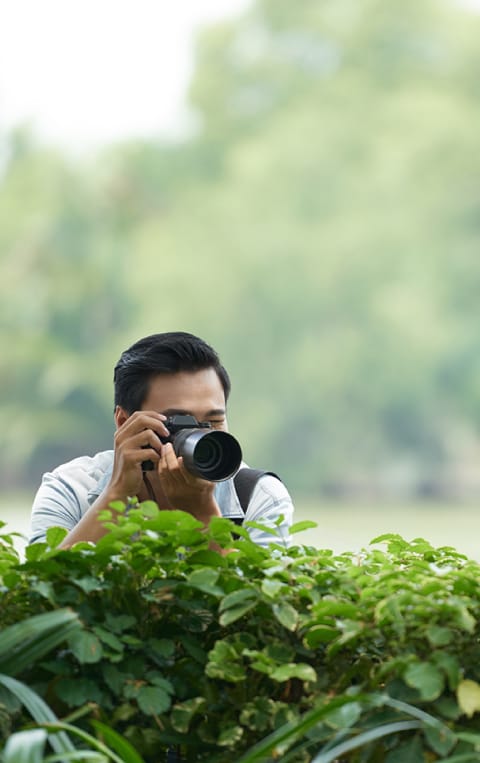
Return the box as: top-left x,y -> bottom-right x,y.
0,0 -> 251,152
1,0 -> 479,154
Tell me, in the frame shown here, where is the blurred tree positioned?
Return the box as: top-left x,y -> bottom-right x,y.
131,0 -> 480,497
2,0 -> 480,500
0,130 -> 134,486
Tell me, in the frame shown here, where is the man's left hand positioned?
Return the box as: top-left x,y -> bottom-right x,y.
157,442 -> 221,524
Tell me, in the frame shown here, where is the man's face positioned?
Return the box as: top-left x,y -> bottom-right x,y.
140,368 -> 227,431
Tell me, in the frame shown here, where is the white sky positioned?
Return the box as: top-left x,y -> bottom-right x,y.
0,0 -> 250,152
1,0 -> 478,153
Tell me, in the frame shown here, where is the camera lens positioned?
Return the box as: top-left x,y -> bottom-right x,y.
194,437 -> 222,470
173,428 -> 242,481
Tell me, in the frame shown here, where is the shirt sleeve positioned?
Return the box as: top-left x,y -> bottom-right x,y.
29,469 -> 84,544
243,474 -> 294,548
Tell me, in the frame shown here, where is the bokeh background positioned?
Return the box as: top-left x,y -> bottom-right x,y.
2,0 -> 480,557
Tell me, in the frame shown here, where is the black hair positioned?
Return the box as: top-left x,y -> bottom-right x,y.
113,331 -> 231,413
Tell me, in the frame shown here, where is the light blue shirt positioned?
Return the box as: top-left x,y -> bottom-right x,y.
30,450 -> 294,548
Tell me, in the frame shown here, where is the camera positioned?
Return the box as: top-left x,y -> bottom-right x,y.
141,414 -> 242,482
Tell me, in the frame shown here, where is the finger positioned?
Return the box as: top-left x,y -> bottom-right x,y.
139,411 -> 170,437
163,442 -> 180,471
115,432 -> 162,473
157,442 -> 168,471
121,429 -> 162,452
118,412 -> 170,439
129,447 -> 161,466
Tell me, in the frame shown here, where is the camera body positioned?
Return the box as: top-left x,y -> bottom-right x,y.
141,414 -> 242,482
161,414 -> 211,441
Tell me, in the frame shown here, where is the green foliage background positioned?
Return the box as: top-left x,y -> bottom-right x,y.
2,0 -> 480,500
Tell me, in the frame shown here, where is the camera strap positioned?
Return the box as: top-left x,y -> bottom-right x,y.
233,468 -> 282,520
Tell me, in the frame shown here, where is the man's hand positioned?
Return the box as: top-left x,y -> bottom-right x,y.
157,442 -> 220,523
109,411 -> 169,501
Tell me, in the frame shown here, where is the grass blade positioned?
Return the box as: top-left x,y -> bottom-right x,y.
236,695 -> 370,763
0,609 -> 80,675
311,721 -> 423,763
0,674 -> 75,753
90,720 -> 147,763
40,723 -> 144,763
2,729 -> 47,763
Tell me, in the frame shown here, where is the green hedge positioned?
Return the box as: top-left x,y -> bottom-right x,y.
2,505 -> 480,762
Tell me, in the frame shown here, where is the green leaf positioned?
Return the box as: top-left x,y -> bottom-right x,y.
217,724 -> 244,747
45,526 -> 68,548
424,724 -> 457,756
426,625 -> 453,647
240,698 -> 277,732
206,641 -> 246,682
404,661 -> 444,701
385,734 -> 425,763
148,510 -> 203,533
187,549 -> 228,567
272,602 -> 298,631
219,600 -> 258,626
55,678 -> 103,707
136,686 -> 171,716
171,697 -> 206,733
145,672 -> 174,694
433,696 -> 462,721
311,600 -> 359,619
455,730 -> 480,748
92,626 -> 124,653
261,578 -> 285,598
186,567 -> 223,596
102,664 -> 128,695
68,630 -> 104,664
303,625 -> 339,647
324,702 -> 362,730
31,580 -> 55,602
454,605 -> 476,634
270,663 -> 317,683
24,543 -> 48,562
104,614 -> 136,633
219,588 -> 258,625
74,576 -> 105,594
433,652 -> 460,690
457,679 -> 480,718
206,516 -> 244,542
288,520 -> 318,534
147,638 -> 175,660
243,520 -> 280,537
219,587 -> 257,611
370,534 -> 409,549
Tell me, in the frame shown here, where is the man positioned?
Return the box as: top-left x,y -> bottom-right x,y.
30,332 -> 294,548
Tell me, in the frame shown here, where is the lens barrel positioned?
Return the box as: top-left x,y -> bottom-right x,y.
172,428 -> 242,481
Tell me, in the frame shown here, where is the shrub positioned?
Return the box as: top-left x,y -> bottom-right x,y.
2,506 -> 480,761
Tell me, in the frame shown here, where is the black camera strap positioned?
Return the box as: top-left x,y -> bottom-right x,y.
233,468 -> 282,521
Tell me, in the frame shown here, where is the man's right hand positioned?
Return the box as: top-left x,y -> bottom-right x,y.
58,411 -> 170,548
108,411 -> 170,500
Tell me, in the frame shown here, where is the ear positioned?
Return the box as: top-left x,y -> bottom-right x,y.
114,406 -> 129,430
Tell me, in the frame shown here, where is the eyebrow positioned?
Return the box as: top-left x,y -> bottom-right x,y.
162,408 -> 226,417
